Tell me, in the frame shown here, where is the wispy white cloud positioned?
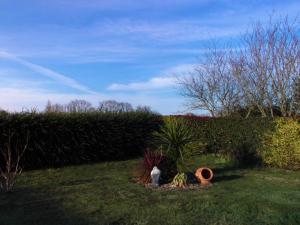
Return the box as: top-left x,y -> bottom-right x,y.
95,19 -> 240,43
160,64 -> 196,76
108,76 -> 177,91
0,51 -> 97,94
107,64 -> 195,91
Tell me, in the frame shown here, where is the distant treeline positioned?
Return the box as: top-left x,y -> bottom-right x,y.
0,99 -> 154,114
45,99 -> 154,113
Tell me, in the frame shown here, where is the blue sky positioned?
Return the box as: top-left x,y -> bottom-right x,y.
0,0 -> 299,114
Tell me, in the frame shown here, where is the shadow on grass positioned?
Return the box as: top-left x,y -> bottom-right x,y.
212,162 -> 262,173
0,187 -> 138,225
212,165 -> 240,174
213,174 -> 242,183
0,187 -> 91,225
210,164 -> 263,183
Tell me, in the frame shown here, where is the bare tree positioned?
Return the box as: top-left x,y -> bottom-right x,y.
231,43 -> 272,117
269,17 -> 300,117
0,131 -> 29,192
98,100 -> 133,113
45,100 -> 94,113
136,105 -> 153,113
180,15 -> 300,118
45,100 -> 53,112
118,102 -> 134,112
44,100 -> 66,113
66,99 -> 93,113
179,47 -> 241,117
232,16 -> 300,117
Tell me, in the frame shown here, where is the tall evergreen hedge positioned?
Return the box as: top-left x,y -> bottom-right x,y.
176,116 -> 276,165
0,112 -> 163,170
177,116 -> 300,168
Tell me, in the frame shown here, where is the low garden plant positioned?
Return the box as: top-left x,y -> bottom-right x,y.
171,172 -> 188,188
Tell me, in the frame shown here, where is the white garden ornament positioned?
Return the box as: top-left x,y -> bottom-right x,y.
150,166 -> 161,186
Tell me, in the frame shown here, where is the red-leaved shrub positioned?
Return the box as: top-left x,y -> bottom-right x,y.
134,148 -> 164,184
134,148 -> 177,184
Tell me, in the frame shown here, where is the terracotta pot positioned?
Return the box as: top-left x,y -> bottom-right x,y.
195,167 -> 213,186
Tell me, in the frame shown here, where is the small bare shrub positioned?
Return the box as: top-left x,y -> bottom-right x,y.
0,131 -> 29,192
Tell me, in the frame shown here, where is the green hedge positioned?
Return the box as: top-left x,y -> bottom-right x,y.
0,112 -> 162,170
197,118 -> 274,161
177,116 -> 276,166
179,116 -> 300,168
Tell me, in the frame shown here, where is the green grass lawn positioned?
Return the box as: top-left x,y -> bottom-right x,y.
1,155 -> 300,225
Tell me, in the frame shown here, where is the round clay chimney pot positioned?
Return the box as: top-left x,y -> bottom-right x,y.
195,167 -> 213,186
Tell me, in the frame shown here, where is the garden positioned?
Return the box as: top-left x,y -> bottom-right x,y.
0,111 -> 299,225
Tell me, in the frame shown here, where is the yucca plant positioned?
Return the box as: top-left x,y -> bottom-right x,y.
154,117 -> 201,173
